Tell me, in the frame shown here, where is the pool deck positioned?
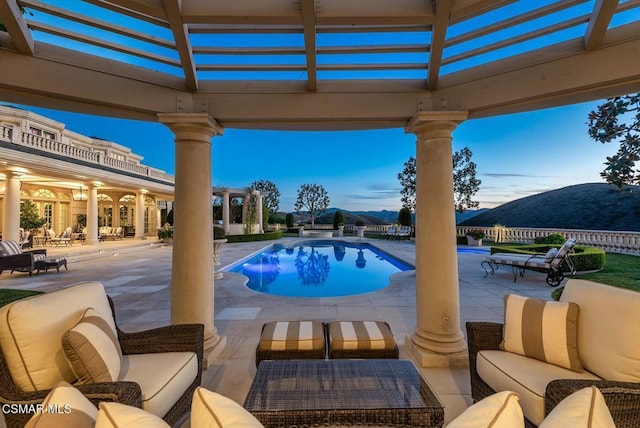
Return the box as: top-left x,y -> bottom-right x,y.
0,237 -> 562,426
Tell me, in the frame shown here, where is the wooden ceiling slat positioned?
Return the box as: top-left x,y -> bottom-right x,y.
0,0 -> 35,54
585,0 -> 619,50
27,21 -> 181,67
162,0 -> 198,90
21,0 -> 175,49
301,0 -> 318,92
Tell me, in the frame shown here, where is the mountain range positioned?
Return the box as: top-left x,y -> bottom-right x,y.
292,183 -> 640,232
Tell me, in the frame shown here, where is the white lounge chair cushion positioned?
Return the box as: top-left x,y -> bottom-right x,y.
62,308 -> 123,383
25,381 -> 98,428
500,294 -> 582,372
477,350 -> 600,425
0,282 -> 117,391
561,279 -> 640,382
539,386 -> 615,428
120,352 -> 198,418
543,248 -> 558,262
191,387 -> 264,428
96,402 -> 170,428
446,391 -> 523,428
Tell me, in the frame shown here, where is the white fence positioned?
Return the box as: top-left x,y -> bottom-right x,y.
457,225 -> 640,255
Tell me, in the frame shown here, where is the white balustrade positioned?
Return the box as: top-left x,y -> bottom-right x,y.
0,129 -> 172,183
457,225 -> 640,255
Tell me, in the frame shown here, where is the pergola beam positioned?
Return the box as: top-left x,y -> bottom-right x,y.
82,0 -> 169,27
301,0 -> 318,92
163,0 -> 198,91
0,0 -> 34,54
427,0 -> 452,90
585,0 -> 619,50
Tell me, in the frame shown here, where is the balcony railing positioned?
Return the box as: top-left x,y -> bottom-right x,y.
457,225 -> 640,255
1,124 -> 174,184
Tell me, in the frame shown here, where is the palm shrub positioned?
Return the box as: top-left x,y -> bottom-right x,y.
333,210 -> 345,229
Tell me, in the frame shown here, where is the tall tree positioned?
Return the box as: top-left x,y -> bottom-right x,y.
397,147 -> 481,213
587,94 -> 640,189
452,147 -> 481,212
294,184 -> 330,228
250,179 -> 280,213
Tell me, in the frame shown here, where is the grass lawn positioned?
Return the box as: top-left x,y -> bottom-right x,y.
0,289 -> 43,307
572,253 -> 640,291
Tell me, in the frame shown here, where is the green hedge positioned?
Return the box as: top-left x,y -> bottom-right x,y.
489,244 -> 605,272
226,230 -> 283,243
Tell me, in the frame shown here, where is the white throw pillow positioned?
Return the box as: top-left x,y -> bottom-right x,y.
25,381 -> 98,428
96,402 -> 170,428
447,391 -> 524,428
539,386 -> 615,428
191,387 -> 264,428
62,307 -> 123,383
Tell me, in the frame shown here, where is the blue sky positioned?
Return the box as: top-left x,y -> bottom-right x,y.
15,101 -> 618,212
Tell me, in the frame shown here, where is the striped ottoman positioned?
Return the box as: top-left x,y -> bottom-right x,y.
327,321 -> 399,359
255,321 -> 326,367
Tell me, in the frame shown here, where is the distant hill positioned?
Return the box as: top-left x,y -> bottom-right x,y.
459,183 -> 640,232
294,207 -> 488,226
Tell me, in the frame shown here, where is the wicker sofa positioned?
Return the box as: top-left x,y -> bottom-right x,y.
0,282 -> 203,427
467,279 -> 640,427
0,240 -> 47,276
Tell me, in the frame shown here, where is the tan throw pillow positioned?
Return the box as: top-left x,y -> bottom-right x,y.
62,308 -> 123,383
446,391 -> 524,428
191,386 -> 265,428
539,386 -> 615,427
500,294 -> 582,372
95,402 -> 169,428
25,381 -> 98,428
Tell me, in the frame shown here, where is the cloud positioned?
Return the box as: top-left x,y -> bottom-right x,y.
482,173 -> 557,178
346,193 -> 398,200
365,183 -> 402,192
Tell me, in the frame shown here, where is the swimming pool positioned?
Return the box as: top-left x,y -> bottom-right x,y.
225,240 -> 413,298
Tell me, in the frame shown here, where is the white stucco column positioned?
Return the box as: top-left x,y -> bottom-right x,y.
255,191 -> 263,233
405,111 -> 469,367
158,113 -> 226,367
2,171 -> 23,242
135,190 -> 147,239
85,183 -> 99,245
222,190 -> 230,233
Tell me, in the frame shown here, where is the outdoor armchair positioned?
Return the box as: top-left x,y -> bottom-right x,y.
0,240 -> 47,276
467,279 -> 640,427
0,282 -> 204,428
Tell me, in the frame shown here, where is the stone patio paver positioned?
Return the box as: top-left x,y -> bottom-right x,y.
0,237 -> 561,426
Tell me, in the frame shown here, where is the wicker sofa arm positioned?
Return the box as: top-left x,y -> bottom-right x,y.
546,379 -> 640,428
118,323 -> 204,357
466,322 -> 503,355
0,381 -> 142,428
24,249 -> 47,256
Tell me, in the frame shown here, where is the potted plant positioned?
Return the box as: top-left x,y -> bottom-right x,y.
466,228 -> 485,246
213,226 -> 227,279
355,220 -> 366,239
158,227 -> 173,244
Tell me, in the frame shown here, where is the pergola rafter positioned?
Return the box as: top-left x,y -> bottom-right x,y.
0,0 -> 33,54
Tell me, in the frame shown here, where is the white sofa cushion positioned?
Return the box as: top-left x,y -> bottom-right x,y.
561,279 -> 640,382
539,386 -> 615,428
96,402 -> 170,428
501,294 -> 581,372
62,308 -> 123,383
24,381 -> 98,428
447,391 -> 523,428
191,387 -> 264,428
477,350 -> 600,425
0,282 -> 116,391
120,352 -> 197,418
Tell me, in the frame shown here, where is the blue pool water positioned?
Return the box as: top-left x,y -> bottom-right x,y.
225,240 -> 413,298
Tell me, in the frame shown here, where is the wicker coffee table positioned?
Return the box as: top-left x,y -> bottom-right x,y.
243,359 -> 444,427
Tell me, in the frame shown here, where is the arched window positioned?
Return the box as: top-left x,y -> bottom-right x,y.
97,194 -> 114,227
32,189 -> 56,230
119,195 -> 136,227
33,189 -> 56,198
